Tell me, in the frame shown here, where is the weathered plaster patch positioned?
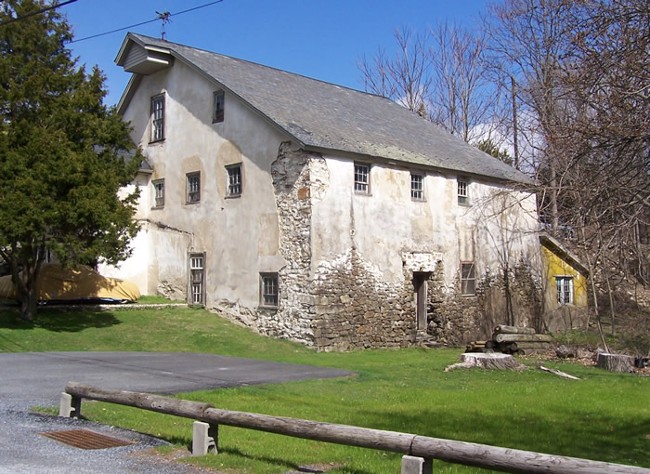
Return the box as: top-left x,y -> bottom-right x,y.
402,252 -> 443,272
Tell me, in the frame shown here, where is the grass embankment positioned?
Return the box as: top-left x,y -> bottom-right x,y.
0,306 -> 648,473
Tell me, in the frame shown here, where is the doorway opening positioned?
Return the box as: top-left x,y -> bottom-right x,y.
413,272 -> 432,331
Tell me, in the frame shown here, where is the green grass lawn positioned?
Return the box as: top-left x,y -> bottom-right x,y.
0,306 -> 648,473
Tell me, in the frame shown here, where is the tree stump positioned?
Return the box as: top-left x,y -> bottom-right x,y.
596,352 -> 635,373
445,353 -> 525,371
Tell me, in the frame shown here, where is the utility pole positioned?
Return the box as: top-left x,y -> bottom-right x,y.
511,76 -> 520,170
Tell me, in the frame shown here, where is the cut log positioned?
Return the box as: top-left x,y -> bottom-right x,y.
512,342 -> 553,350
445,353 -> 525,371
596,353 -> 635,373
493,325 -> 536,335
65,382 -> 213,419
494,333 -> 553,343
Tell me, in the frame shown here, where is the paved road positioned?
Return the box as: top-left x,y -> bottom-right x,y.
0,352 -> 352,473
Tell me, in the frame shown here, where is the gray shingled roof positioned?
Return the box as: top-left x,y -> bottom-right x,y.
122,33 -> 529,183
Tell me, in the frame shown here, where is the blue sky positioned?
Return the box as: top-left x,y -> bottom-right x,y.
62,0 -> 489,106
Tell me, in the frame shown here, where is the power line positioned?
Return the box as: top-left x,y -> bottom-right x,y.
0,0 -> 78,27
69,0 -> 224,44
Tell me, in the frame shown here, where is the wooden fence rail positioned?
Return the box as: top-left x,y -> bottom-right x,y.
61,382 -> 649,474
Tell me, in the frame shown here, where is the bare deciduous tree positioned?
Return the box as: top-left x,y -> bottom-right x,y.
429,22 -> 504,143
359,27 -> 433,117
359,23 -> 501,142
488,0 -> 649,331
486,0 -> 577,231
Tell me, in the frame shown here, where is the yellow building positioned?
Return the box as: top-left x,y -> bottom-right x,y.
540,234 -> 589,331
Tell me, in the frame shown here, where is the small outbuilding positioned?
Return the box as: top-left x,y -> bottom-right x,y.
540,234 -> 589,331
0,264 -> 140,304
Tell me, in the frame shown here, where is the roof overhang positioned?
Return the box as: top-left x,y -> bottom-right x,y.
540,233 -> 590,277
115,36 -> 174,75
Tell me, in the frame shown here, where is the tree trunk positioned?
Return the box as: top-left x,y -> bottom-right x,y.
10,252 -> 44,322
19,294 -> 38,322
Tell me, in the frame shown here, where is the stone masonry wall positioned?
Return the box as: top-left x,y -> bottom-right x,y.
263,142 -> 322,345
267,143 -> 417,350
427,260 -> 542,344
426,262 -> 485,345
312,248 -> 416,351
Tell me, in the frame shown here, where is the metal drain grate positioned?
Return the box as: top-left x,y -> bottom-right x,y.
41,429 -> 134,450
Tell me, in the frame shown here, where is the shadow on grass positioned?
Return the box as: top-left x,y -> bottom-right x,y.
215,446 -> 372,474
356,406 -> 650,469
0,307 -> 121,333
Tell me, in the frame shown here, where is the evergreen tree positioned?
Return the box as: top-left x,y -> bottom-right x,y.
475,138 -> 513,166
0,0 -> 142,320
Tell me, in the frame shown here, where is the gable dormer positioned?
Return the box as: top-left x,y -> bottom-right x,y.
115,35 -> 174,75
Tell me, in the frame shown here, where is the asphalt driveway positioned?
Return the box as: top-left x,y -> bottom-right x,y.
0,352 -> 352,473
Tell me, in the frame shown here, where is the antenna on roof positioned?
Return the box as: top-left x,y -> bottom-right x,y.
156,10 -> 171,40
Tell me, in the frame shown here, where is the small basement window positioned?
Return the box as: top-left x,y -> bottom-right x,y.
260,273 -> 279,307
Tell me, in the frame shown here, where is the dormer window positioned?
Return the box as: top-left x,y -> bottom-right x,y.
150,93 -> 165,142
213,90 -> 225,123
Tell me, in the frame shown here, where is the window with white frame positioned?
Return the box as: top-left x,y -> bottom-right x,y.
226,164 -> 242,197
460,262 -> 476,295
150,93 -> 165,142
354,163 -> 370,194
213,90 -> 225,123
152,179 -> 164,208
260,273 -> 279,307
556,276 -> 574,305
189,253 -> 205,305
411,173 -> 424,200
458,179 -> 469,205
186,172 -> 200,203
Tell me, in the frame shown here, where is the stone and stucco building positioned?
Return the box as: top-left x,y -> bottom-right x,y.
105,33 -> 563,350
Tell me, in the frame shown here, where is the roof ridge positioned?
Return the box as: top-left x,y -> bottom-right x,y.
127,32 -> 392,103
121,32 -> 531,184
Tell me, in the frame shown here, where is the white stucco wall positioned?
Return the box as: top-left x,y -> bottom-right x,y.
107,59 -> 289,307
310,157 -> 539,291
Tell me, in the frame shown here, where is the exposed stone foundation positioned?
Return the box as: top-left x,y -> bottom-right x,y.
427,261 -> 542,345
312,249 -> 415,351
